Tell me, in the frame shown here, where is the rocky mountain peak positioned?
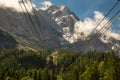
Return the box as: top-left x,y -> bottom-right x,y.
44,5 -> 79,33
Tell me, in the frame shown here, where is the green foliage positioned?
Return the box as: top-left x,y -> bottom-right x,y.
0,49 -> 120,80
21,76 -> 33,80
57,49 -> 79,68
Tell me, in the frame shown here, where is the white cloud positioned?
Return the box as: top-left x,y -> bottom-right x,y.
74,11 -> 108,37
64,11 -> 120,43
40,1 -> 53,10
0,0 -> 34,12
105,30 -> 120,40
94,11 -> 104,22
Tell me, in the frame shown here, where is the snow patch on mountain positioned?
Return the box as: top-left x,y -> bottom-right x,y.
44,5 -> 80,43
60,6 -> 65,11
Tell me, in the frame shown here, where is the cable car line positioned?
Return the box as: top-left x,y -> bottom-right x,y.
29,0 -> 48,49
101,13 -> 120,37
98,10 -> 120,34
19,0 -> 46,48
18,0 -> 36,35
87,1 -> 120,39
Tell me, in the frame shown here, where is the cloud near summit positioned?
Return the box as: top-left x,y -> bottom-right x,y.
63,11 -> 120,43
74,11 -> 120,40
40,1 -> 53,10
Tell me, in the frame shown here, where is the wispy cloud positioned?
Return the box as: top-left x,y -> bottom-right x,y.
40,1 -> 53,10
64,11 -> 120,43
0,0 -> 34,12
74,11 -> 107,37
74,11 -> 120,40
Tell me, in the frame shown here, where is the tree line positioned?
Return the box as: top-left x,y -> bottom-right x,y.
0,49 -> 120,80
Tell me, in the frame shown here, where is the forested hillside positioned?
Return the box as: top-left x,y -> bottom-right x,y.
0,30 -> 17,49
0,49 -> 120,80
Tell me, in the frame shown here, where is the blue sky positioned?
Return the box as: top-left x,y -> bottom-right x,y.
33,0 -> 119,19
51,0 -> 119,19
33,0 -> 120,33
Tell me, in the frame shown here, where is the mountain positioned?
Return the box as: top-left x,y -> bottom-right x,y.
43,5 -> 80,45
44,5 -> 79,33
0,1 -> 119,53
0,6 -> 63,50
43,5 -> 120,53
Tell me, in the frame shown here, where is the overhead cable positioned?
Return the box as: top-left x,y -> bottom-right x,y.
18,0 -> 35,35
98,10 -> 120,34
29,0 -> 48,49
20,0 -> 45,48
101,12 -> 120,36
87,1 -> 119,39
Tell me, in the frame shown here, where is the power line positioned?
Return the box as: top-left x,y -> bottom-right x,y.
92,1 -> 119,34
101,12 -> 120,37
87,1 -> 119,39
101,15 -> 120,35
29,0 -> 48,49
18,0 -> 36,35
19,0 -> 46,48
98,10 -> 120,34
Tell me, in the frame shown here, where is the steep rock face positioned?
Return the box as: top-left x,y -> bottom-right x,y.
0,30 -> 17,49
44,6 -> 79,33
0,7 -> 62,49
